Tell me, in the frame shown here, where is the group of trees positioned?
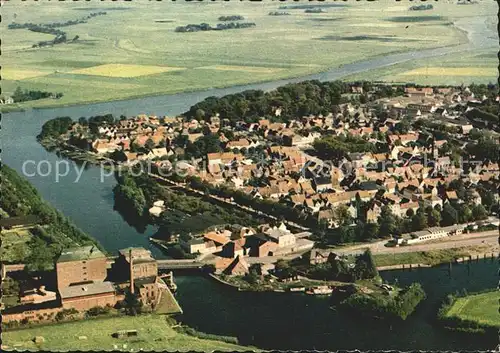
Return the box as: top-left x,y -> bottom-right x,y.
185,80 -> 346,123
268,11 -> 290,16
37,116 -> 73,140
409,4 -> 433,10
308,249 -> 379,282
304,8 -> 326,13
175,22 -> 256,32
218,15 -> 244,21
312,134 -> 376,160
1,165 -> 102,271
343,283 -> 426,321
9,12 -> 106,47
113,174 -> 147,220
11,87 -> 63,103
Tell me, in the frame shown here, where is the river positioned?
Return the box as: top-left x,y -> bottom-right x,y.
1,14 -> 498,350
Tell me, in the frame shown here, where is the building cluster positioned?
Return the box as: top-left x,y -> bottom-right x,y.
62,85 -> 499,230
2,246 -> 170,324
180,223 -> 313,275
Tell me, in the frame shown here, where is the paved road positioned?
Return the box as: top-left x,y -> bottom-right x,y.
338,230 -> 498,255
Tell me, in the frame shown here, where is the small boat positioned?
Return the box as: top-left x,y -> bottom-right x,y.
289,286 -> 306,292
305,286 -> 333,295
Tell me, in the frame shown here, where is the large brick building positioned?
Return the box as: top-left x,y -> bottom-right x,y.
56,246 -> 108,291
117,247 -> 158,280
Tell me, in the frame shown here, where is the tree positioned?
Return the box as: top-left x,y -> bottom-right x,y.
471,204 -> 488,221
457,204 -> 472,223
334,204 -> 352,226
354,249 -> 379,280
122,289 -> 143,316
427,209 -> 441,227
411,209 -> 428,231
378,205 -> 397,237
145,138 -> 155,151
441,203 -> 458,226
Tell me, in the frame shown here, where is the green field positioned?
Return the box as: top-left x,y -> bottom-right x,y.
373,248 -> 476,267
1,0 -> 496,110
1,315 -> 249,351
445,291 -> 500,327
344,48 -> 499,86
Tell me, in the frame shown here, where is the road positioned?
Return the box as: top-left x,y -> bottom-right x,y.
336,230 -> 498,255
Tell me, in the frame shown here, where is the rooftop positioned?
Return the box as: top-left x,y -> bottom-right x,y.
60,281 -> 115,299
57,245 -> 106,263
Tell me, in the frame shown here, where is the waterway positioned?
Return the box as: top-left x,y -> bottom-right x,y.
1,14 -> 498,350
175,259 -> 498,350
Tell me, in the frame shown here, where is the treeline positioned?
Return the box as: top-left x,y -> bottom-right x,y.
342,283 -> 426,320
184,80 -> 347,123
1,164 -> 103,270
268,11 -> 291,16
305,8 -> 326,13
278,4 -> 346,9
8,12 -> 106,47
218,15 -> 244,21
409,4 -> 433,10
12,87 -> 63,103
113,174 -> 147,220
175,22 -> 256,32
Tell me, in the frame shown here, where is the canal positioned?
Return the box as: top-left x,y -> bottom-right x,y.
1,13 -> 497,350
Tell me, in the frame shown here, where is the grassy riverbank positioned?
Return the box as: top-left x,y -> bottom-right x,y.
1,314 -> 250,351
444,291 -> 500,328
2,0 -> 494,111
372,248 -> 474,268
437,290 -> 500,334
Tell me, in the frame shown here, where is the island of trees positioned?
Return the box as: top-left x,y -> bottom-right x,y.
8,12 -> 106,47
11,87 -> 63,103
175,22 -> 256,33
305,8 -> 326,13
409,4 -> 434,11
218,15 -> 244,21
268,11 -> 291,16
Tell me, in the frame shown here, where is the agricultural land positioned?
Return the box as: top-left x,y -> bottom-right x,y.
1,0 -> 497,110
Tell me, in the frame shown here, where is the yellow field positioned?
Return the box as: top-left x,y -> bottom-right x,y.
196,65 -> 283,74
400,67 -> 497,77
2,68 -> 51,80
70,64 -> 186,78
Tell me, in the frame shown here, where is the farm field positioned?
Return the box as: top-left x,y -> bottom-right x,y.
0,0 -> 496,110
344,48 -> 499,86
1,314 -> 249,352
445,291 -> 500,328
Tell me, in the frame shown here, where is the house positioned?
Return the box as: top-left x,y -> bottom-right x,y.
313,176 -> 333,192
405,87 -> 434,97
223,241 -> 245,258
223,256 -> 249,276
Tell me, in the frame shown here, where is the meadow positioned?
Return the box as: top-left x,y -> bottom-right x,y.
344,48 -> 498,86
1,314 -> 249,351
1,0 -> 496,109
445,291 -> 500,328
